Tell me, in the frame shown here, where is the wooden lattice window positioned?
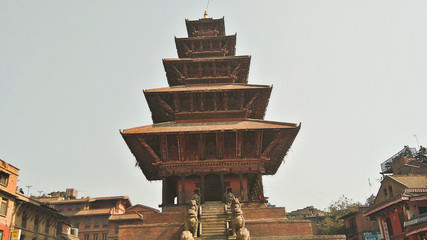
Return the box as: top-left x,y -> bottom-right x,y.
205,134 -> 216,159
185,134 -> 199,160
224,132 -> 236,159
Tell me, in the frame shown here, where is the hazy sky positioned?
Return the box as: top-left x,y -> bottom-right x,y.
1,0 -> 426,212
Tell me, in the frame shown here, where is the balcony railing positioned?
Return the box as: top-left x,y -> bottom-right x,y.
404,213 -> 427,227
380,146 -> 416,173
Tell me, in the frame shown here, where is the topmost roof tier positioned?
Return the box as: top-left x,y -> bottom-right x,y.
185,17 -> 226,37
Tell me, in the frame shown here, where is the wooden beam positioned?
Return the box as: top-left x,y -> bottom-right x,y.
177,134 -> 184,161
224,92 -> 228,110
136,136 -> 161,163
256,131 -> 263,158
190,93 -> 194,112
153,95 -> 174,115
161,134 -> 168,162
245,92 -> 262,110
200,93 -> 205,111
174,94 -> 179,112
198,133 -> 205,160
217,132 -> 224,159
237,132 -> 243,159
262,130 -> 285,157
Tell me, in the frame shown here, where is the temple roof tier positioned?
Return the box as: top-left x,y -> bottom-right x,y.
121,120 -> 300,180
121,119 -> 297,134
144,84 -> 272,123
175,35 -> 236,58
185,17 -> 225,37
163,56 -> 250,86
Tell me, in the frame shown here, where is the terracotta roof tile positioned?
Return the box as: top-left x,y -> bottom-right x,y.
144,84 -> 271,93
121,119 -> 299,135
390,175 -> 427,188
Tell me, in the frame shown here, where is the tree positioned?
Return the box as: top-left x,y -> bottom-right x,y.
317,195 -> 362,235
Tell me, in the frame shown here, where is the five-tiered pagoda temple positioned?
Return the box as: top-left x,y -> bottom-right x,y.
118,14 -> 344,240
121,14 -> 300,207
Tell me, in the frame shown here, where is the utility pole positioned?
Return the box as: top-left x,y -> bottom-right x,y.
26,185 -> 33,196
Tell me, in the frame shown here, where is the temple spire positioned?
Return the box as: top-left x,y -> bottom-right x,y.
204,10 -> 208,18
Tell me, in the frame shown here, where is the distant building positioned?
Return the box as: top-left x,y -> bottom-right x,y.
38,191 -> 131,240
340,206 -> 380,240
365,146 -> 427,240
0,159 -> 77,240
0,159 -> 20,240
381,146 -> 427,175
287,206 -> 326,234
107,204 -> 158,239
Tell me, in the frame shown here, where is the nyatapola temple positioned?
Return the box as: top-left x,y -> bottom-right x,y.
120,12 -> 345,240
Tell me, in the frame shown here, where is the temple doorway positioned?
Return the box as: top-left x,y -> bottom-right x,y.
204,174 -> 221,201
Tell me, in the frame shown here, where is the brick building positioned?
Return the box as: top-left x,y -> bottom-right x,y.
288,206 -> 326,234
38,192 -> 131,240
341,207 -> 380,240
0,159 -> 77,240
0,159 -> 19,240
364,146 -> 427,240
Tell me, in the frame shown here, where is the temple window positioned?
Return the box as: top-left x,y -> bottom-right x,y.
217,93 -> 225,110
205,93 -> 214,111
224,132 -> 236,159
180,94 -> 190,112
205,134 -> 217,159
228,92 -> 239,110
167,135 -> 178,161
243,131 -> 257,158
193,93 -> 202,112
185,134 -> 199,160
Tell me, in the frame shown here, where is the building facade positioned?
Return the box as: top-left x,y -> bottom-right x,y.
39,194 -> 131,240
0,159 -> 19,240
365,147 -> 427,240
0,159 -> 77,240
341,207 -> 380,240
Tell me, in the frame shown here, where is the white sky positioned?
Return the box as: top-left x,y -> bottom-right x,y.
1,0 -> 426,212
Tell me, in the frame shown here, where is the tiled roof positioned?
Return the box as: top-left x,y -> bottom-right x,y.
144,84 -> 271,93
74,208 -> 111,216
390,175 -> 427,188
121,119 -> 298,135
109,213 -> 143,221
39,196 -> 131,205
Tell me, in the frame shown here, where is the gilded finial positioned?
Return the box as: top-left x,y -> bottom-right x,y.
204,10 -> 208,18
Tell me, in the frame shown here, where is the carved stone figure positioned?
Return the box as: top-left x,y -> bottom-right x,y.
184,209 -> 198,237
190,199 -> 198,211
180,231 -> 194,240
231,208 -> 245,236
236,227 -> 250,240
231,197 -> 242,215
191,189 -> 201,206
225,188 -> 235,205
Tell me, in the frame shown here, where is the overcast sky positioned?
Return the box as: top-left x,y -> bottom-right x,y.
1,0 -> 426,212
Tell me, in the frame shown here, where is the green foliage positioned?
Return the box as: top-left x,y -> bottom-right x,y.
317,195 -> 362,235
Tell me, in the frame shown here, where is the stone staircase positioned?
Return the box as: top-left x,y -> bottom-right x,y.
198,201 -> 228,240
